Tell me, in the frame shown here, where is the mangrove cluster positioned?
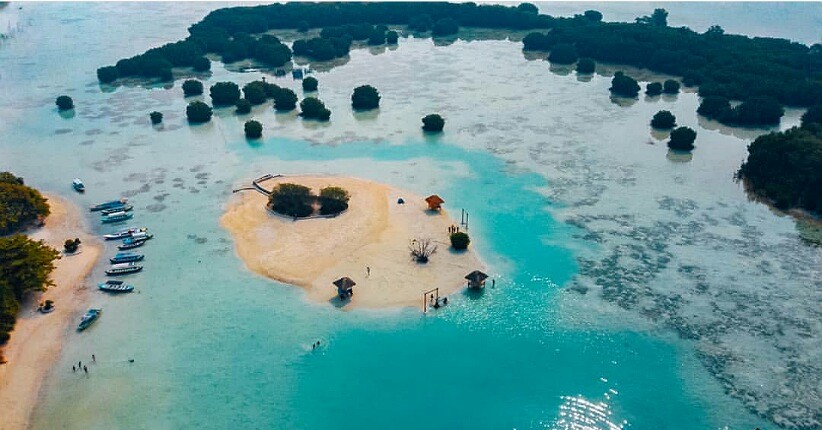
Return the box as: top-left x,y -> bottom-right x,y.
268,183 -> 350,218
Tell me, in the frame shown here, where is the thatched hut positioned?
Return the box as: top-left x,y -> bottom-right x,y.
333,276 -> 356,299
464,270 -> 489,289
425,194 -> 445,210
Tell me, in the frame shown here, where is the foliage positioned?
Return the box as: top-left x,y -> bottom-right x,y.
302,77 -> 318,92
63,238 -> 81,253
517,3 -> 538,14
583,10 -> 603,22
297,20 -> 309,33
449,232 -> 470,250
351,85 -> 380,110
193,57 -> 211,72
292,36 -> 352,61
636,8 -> 668,27
698,95 -> 785,126
663,79 -> 680,94
408,14 -> 434,32
575,57 -> 595,73
0,176 -> 50,235
318,186 -> 350,215
646,82 -> 662,96
0,234 -> 60,344
210,81 -> 241,105
409,238 -> 437,263
548,43 -> 578,64
739,121 -> 822,212
182,79 -> 204,96
242,81 -> 268,105
244,120 -> 263,139
55,96 -> 73,110
422,114 -> 445,132
368,28 -> 386,46
609,71 -> 640,97
273,88 -> 298,111
96,66 -> 118,83
149,111 -> 163,125
235,98 -> 252,114
432,18 -> 459,36
668,126 -> 697,151
299,97 -> 331,121
386,30 -> 399,44
651,110 -> 676,129
186,101 -> 213,123
269,183 -> 313,218
801,105 -> 822,128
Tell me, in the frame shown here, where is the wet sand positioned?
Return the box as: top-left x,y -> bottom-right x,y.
221,176 -> 486,309
0,194 -> 101,430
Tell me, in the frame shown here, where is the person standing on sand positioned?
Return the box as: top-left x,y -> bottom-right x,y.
366,266 -> 371,277
83,365 -> 88,374
78,360 -> 81,368
72,365 -> 75,372
92,354 -> 95,363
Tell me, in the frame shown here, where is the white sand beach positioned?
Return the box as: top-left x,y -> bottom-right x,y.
221,176 -> 486,309
0,194 -> 101,430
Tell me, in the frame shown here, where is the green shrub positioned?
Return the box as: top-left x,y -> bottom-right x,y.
244,120 -> 263,139
302,77 -> 318,92
651,110 -> 676,129
193,57 -> 211,72
386,30 -> 399,44
0,177 -> 50,235
273,88 -> 298,111
300,97 -> 331,121
235,99 -> 252,114
610,72 -> 640,97
96,66 -> 118,83
243,81 -> 268,105
576,58 -> 595,74
318,186 -> 350,215
186,101 -> 212,123
450,232 -> 470,250
548,43 -> 578,64
149,111 -> 163,125
351,85 -> 380,110
182,79 -> 204,96
269,183 -> 314,217
210,81 -> 241,105
646,82 -> 663,96
63,238 -> 81,253
422,114 -> 445,132
55,96 -> 73,110
663,79 -> 680,94
668,126 -> 697,151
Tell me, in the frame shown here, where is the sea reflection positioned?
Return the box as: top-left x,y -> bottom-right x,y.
550,394 -> 626,430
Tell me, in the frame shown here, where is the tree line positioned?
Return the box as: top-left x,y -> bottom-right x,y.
0,173 -> 60,348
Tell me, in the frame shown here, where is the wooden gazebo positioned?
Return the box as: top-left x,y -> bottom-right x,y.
333,276 -> 356,299
425,194 -> 445,210
464,270 -> 489,289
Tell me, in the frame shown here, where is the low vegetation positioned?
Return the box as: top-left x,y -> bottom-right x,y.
548,43 -> 577,64
651,110 -> 676,129
302,77 -> 318,92
186,101 -> 213,123
318,186 -> 350,215
244,120 -> 262,139
182,79 -> 203,96
0,173 -> 50,236
55,96 -> 73,111
450,232 -> 470,250
738,107 -> 822,212
575,57 -> 595,74
299,97 -> 331,121
610,72 -> 640,98
63,238 -> 81,253
646,82 -> 663,96
210,82 -> 241,106
698,95 -> 784,126
149,111 -> 163,125
235,99 -> 252,114
351,85 -> 380,110
422,114 -> 445,132
667,126 -> 697,151
268,183 -> 350,217
410,238 -> 437,263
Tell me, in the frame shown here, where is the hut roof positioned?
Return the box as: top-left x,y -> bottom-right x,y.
464,270 -> 489,283
332,277 -> 356,289
425,195 -> 445,205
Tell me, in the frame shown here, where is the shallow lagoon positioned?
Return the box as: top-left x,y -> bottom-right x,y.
0,3 -> 819,429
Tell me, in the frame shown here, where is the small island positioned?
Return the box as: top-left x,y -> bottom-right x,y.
221,176 -> 485,309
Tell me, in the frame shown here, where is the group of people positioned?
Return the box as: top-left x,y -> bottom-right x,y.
71,354 -> 95,375
311,340 -> 322,350
448,225 -> 461,234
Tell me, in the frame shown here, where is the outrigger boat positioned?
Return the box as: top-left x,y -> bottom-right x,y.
90,198 -> 127,212
129,231 -> 153,241
72,178 -> 85,193
101,211 -> 133,223
98,280 -> 134,293
118,238 -> 146,250
100,204 -> 133,215
103,226 -> 146,240
77,308 -> 101,331
110,252 -> 144,263
105,262 -> 143,275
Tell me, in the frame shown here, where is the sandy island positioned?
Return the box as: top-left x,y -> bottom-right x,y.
221,176 -> 486,309
0,194 -> 101,430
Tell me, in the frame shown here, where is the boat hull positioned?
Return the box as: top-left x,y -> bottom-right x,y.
105,266 -> 143,276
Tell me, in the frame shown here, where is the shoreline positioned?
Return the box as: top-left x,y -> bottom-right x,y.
0,194 -> 101,430
221,175 -> 487,310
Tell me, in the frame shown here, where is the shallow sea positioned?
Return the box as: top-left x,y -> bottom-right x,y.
0,3 -> 819,429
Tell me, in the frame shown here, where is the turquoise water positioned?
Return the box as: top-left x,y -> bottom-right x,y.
1,3 -> 819,429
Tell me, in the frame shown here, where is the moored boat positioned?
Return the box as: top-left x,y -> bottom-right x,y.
72,178 -> 85,193
103,226 -> 146,240
90,198 -> 127,212
101,211 -> 133,223
77,308 -> 101,331
110,252 -> 144,263
98,280 -> 134,293
118,237 -> 146,250
105,262 -> 143,275
129,231 -> 153,241
100,204 -> 133,215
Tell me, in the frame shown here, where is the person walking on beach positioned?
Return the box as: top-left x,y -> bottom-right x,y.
366,266 -> 371,277
83,365 -> 88,374
72,365 -> 76,373
92,354 -> 96,363
78,360 -> 82,368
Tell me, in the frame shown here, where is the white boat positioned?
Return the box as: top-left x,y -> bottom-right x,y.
103,227 -> 146,240
72,178 -> 85,193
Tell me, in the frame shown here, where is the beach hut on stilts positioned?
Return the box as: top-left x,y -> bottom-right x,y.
425,194 -> 444,211
333,277 -> 356,299
464,270 -> 489,289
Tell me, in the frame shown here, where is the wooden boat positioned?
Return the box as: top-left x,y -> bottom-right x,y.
110,252 -> 144,263
90,198 -> 127,212
72,178 -> 85,193
77,308 -> 101,331
105,262 -> 143,275
101,211 -> 133,223
117,238 -> 146,250
100,204 -> 133,215
98,280 -> 134,293
103,226 -> 146,240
